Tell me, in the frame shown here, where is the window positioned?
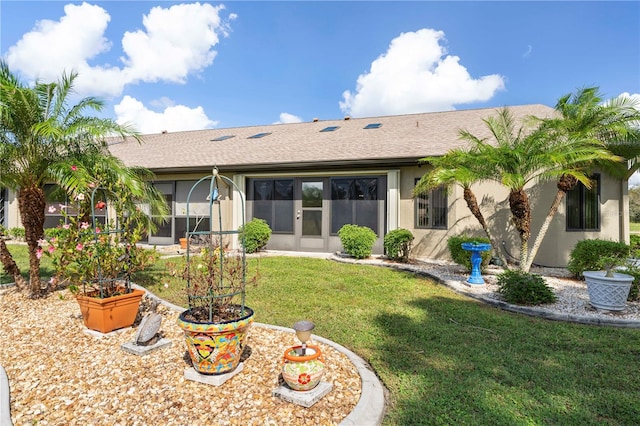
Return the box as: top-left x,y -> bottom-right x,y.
363,123 -> 382,129
247,132 -> 272,139
249,179 -> 294,233
414,179 -> 447,229
320,126 -> 340,132
43,184 -> 107,229
566,174 -> 600,231
331,177 -> 379,234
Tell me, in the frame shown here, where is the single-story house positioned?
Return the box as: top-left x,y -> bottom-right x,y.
0,105 -> 630,267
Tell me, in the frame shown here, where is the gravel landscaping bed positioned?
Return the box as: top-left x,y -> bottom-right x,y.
0,287 -> 361,426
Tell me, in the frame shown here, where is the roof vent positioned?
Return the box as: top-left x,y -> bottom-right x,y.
161,130 -> 168,134
344,116 -> 350,121
312,118 -> 319,122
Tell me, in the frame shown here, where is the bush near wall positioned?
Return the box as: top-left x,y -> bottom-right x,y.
447,235 -> 492,272
567,239 -> 630,278
338,224 -> 377,259
630,234 -> 640,254
9,227 -> 25,241
239,218 -> 272,254
384,228 -> 414,262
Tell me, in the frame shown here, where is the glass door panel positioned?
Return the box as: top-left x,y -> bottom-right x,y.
301,181 -> 323,236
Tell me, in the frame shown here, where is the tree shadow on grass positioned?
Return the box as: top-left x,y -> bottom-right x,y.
374,296 -> 640,425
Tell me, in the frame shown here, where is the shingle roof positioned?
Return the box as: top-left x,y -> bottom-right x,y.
107,104 -> 555,172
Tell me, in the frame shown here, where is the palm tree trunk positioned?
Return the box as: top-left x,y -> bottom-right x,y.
509,189 -> 531,271
523,189 -> 567,272
0,237 -> 26,289
463,187 -> 509,268
17,186 -> 46,297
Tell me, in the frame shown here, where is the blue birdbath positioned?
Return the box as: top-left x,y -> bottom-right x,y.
461,242 -> 492,285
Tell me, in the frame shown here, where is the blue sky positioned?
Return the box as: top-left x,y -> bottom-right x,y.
1,1 -> 638,135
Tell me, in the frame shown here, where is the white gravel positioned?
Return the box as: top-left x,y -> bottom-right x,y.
332,254 -> 640,327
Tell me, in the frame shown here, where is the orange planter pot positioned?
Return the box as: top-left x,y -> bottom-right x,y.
179,238 -> 188,249
76,288 -> 144,333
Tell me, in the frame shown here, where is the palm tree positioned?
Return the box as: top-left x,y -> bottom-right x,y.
458,107 -> 617,271
523,87 -> 638,271
415,147 -> 509,267
0,60 -> 153,297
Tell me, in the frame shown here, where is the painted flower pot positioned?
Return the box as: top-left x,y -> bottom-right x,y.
177,306 -> 254,375
76,288 -> 144,333
282,345 -> 325,391
583,270 -> 634,311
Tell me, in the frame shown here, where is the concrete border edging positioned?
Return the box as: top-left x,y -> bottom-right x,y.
0,365 -> 12,426
331,255 -> 640,328
259,323 -> 386,426
138,284 -> 386,425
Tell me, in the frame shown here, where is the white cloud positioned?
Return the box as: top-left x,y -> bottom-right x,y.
273,112 -> 303,124
617,92 -> 640,105
120,3 -> 228,84
114,96 -> 218,134
5,2 -> 233,98
340,28 -> 505,117
5,3 -> 112,84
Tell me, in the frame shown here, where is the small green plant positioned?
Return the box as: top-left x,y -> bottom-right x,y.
384,228 -> 414,262
9,227 -> 25,240
497,269 -> 557,305
239,218 -> 272,254
338,224 -> 377,259
630,234 -> 640,254
447,235 -> 492,272
623,262 -> 640,301
567,239 -> 630,278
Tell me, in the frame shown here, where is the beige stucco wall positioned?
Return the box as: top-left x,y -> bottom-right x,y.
401,166 -> 628,268
5,167 -> 629,268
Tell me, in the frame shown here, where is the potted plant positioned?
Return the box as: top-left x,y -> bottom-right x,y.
583,254 -> 635,311
45,188 -> 156,333
173,169 -> 256,376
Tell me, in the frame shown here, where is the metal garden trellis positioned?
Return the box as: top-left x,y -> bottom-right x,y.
184,168 -> 248,322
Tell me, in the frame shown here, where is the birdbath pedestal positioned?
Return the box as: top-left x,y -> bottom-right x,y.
461,242 -> 492,285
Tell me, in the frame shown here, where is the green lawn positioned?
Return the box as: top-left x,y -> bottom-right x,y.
4,244 -> 640,425
631,222 -> 640,233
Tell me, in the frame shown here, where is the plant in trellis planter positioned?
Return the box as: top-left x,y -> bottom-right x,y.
45,187 -> 157,333
173,169 -> 257,378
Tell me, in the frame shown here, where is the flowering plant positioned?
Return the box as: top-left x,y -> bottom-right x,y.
168,244 -> 258,322
43,194 -> 158,298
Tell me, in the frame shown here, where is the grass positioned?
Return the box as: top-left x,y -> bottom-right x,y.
4,244 -> 640,424
631,222 -> 640,233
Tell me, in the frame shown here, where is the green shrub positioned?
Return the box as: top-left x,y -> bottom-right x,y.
567,239 -> 630,278
9,227 -> 25,240
621,263 -> 640,302
630,234 -> 640,255
384,228 -> 414,262
239,218 -> 272,254
447,235 -> 492,272
338,224 -> 377,259
497,270 -> 557,305
44,227 -> 67,239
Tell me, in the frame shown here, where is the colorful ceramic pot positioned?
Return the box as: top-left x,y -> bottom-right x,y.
177,306 -> 254,375
282,344 -> 325,391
